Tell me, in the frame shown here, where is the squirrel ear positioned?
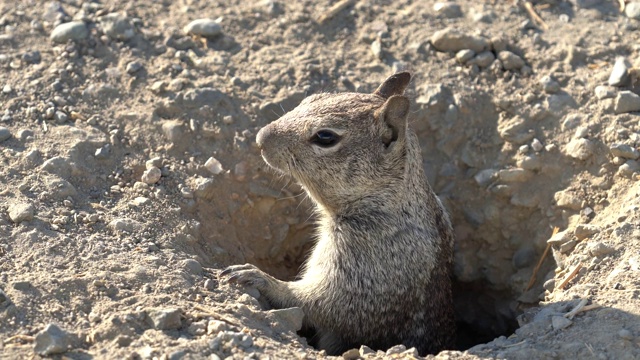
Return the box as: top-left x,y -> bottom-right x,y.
373,72 -> 411,99
377,95 -> 410,147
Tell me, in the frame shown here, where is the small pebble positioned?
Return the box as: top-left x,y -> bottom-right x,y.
50,21 -> 88,43
430,28 -> 490,53
433,2 -> 462,18
54,111 -> 68,123
469,51 -> 495,68
0,127 -> 11,142
268,307 -> 305,332
595,85 -> 616,100
554,190 -> 582,210
609,143 -> 640,160
531,138 -> 543,152
342,348 -> 360,360
587,242 -> 615,257
626,2 -> 640,19
204,279 -> 217,291
618,329 -> 633,340
204,157 -> 224,174
574,224 -> 601,240
551,316 -> 572,330
386,344 -> 407,355
8,202 -> 35,223
618,160 -> 640,177
99,13 -> 135,41
126,61 -> 143,74
146,308 -> 183,330
498,168 -> 531,182
498,50 -> 525,70
614,91 -> 640,114
608,57 -> 630,86
3,85 -> 12,94
540,75 -> 560,94
184,19 -> 223,38
34,323 -> 71,356
565,138 -> 594,160
455,49 -> 475,64
141,167 -> 161,184
371,38 -> 383,59
181,259 -> 202,276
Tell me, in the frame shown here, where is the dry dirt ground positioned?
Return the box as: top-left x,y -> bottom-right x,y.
1,0 -> 640,359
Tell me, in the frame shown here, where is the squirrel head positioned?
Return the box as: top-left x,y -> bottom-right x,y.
256,72 -> 412,214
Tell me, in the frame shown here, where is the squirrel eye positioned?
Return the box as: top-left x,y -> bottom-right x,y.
311,130 -> 341,148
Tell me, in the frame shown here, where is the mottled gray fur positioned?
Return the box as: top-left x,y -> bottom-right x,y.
221,72 -> 455,355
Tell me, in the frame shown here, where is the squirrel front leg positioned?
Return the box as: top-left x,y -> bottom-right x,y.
220,264 -> 301,309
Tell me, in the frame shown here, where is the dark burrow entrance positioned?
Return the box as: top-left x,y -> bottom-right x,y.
254,250 -> 524,353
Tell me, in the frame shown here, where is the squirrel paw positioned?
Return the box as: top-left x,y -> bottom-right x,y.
220,263 -> 269,289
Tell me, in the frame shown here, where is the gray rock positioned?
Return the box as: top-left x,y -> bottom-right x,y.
342,348 -> 360,360
34,324 -> 71,355
181,259 -> 202,276
614,91 -> 640,114
610,143 -> 640,160
469,51 -> 495,68
430,28 -> 490,53
99,13 -> 135,41
268,307 -> 304,332
22,50 -> 41,64
8,202 -> 35,223
498,51 -> 525,70
433,2 -> 462,18
126,61 -> 143,74
548,229 -> 572,245
370,38 -> 383,59
43,1 -> 69,23
54,110 -> 68,123
554,190 -> 582,210
618,329 -> 634,340
46,178 -> 77,200
608,57 -> 630,86
50,21 -> 88,43
41,156 -> 73,176
360,345 -> 375,356
474,169 -> 497,186
147,308 -> 183,330
141,167 -> 161,185
565,138 -> 595,160
162,120 -> 184,143
574,224 -> 601,240
540,76 -> 560,94
531,138 -> 544,152
595,85 -> 616,100
386,344 -> 407,355
498,168 -> 532,182
12,280 -> 33,291
551,316 -> 572,330
587,242 -> 615,257
108,218 -> 142,233
0,127 -> 11,142
619,160 -> 640,177
490,36 -> 508,52
625,2 -> 640,19
183,19 -> 222,38
455,49 -> 475,64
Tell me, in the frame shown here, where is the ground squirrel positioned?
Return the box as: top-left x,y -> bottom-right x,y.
221,72 -> 456,355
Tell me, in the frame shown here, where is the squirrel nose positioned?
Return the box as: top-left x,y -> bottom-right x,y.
256,125 -> 270,149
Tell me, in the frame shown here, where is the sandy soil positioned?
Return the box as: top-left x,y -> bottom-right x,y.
1,0 -> 639,359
